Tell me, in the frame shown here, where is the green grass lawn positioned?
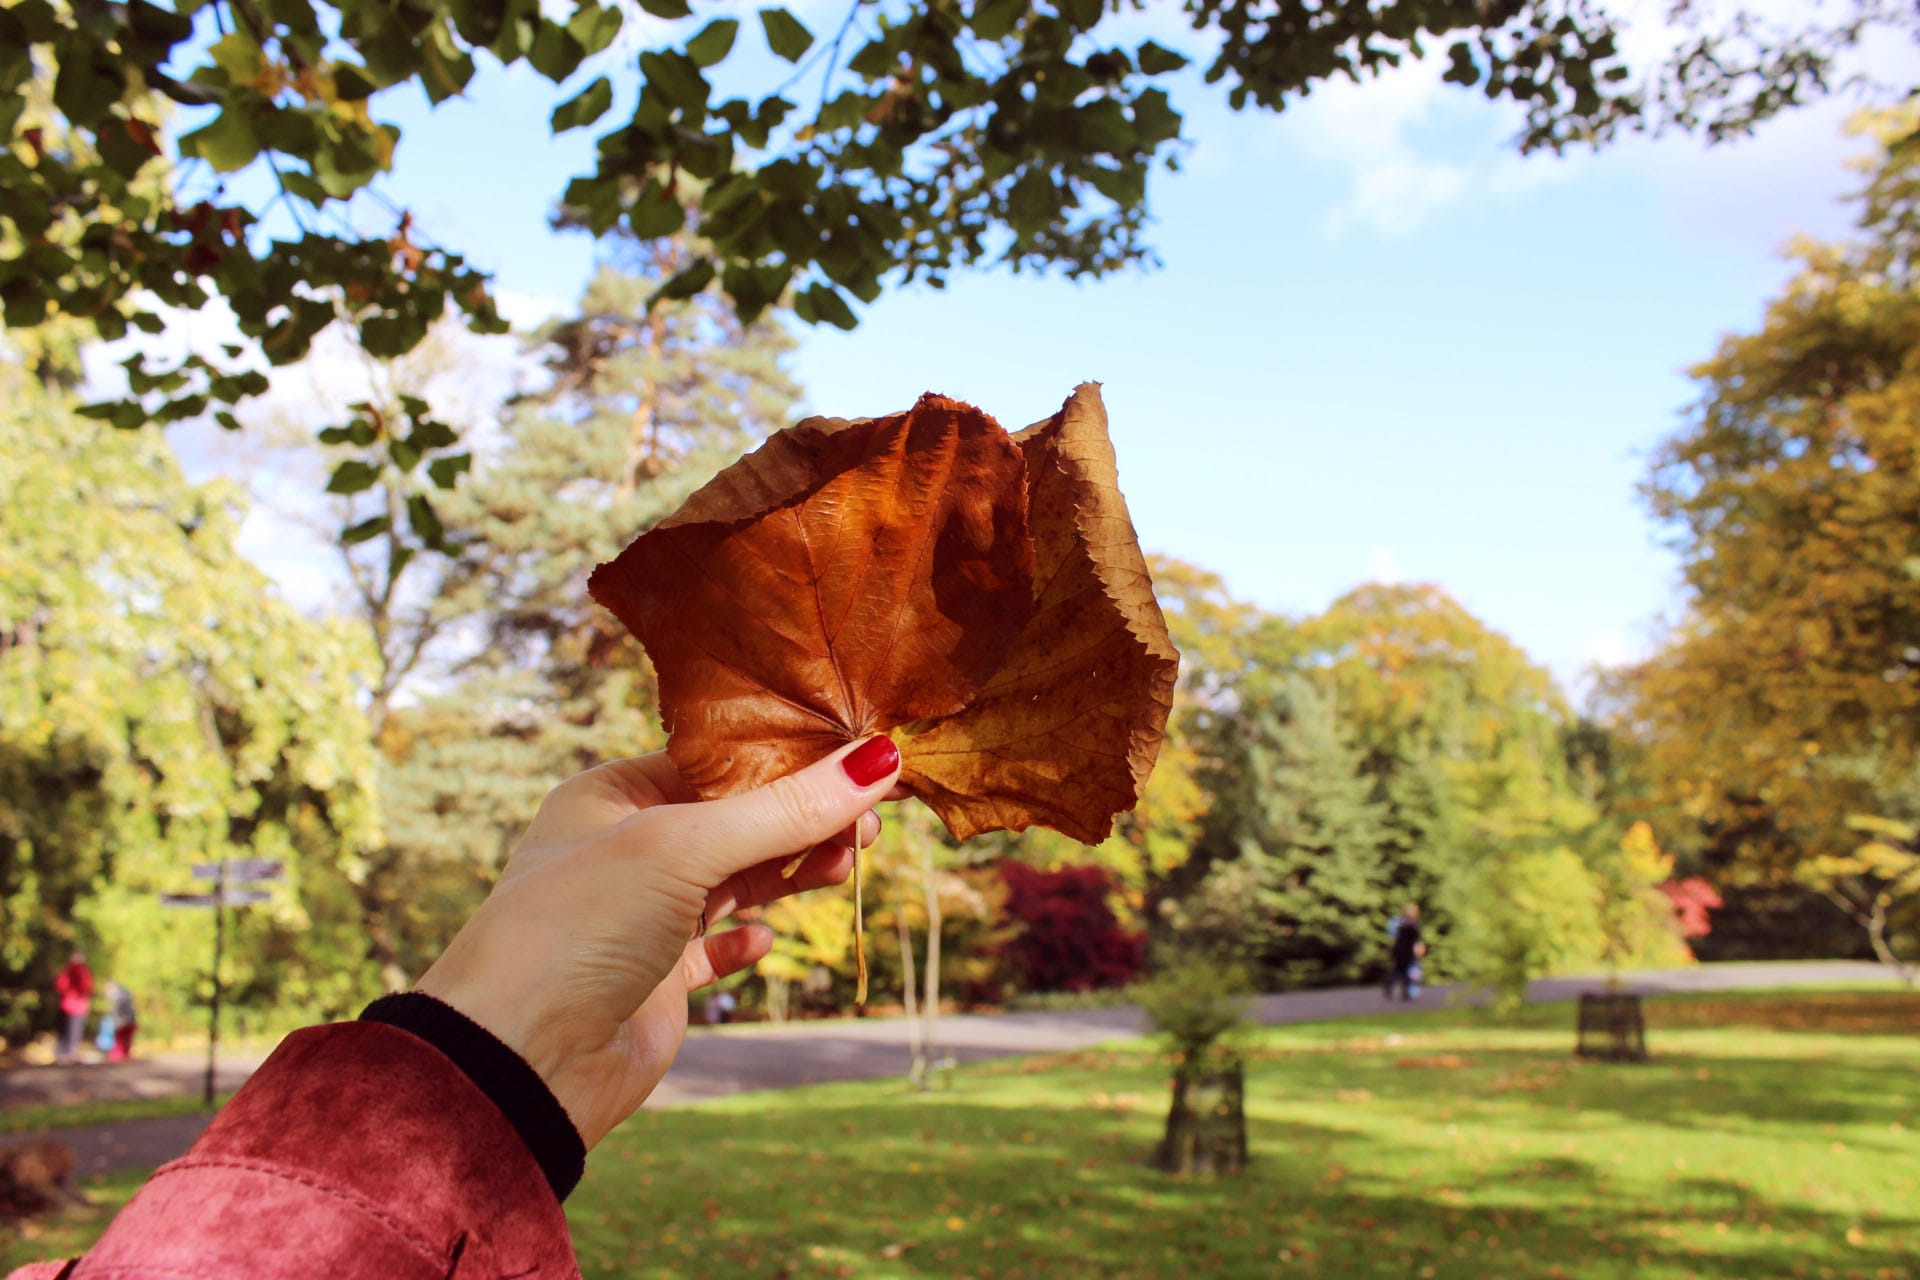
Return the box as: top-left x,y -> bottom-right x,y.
0,1093 -> 231,1137
6,990 -> 1917,1279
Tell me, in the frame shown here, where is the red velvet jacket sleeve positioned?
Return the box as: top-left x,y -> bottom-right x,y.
13,1022 -> 581,1279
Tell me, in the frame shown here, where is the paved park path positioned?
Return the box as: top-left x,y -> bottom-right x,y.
0,960 -> 1889,1176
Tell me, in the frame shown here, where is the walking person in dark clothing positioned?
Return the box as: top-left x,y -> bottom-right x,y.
1384,904 -> 1425,1001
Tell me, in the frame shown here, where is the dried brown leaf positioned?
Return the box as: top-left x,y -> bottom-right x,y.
898,383 -> 1178,842
589,384 -> 1178,844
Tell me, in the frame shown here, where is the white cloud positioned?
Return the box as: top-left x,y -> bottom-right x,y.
1276,58 -> 1575,238
1338,156 -> 1470,237
1256,3 -> 1920,242
1363,547 -> 1403,585
493,287 -> 570,332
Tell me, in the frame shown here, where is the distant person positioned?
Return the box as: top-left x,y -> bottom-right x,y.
105,981 -> 138,1062
705,988 -> 738,1025
1384,904 -> 1426,1001
52,950 -> 94,1063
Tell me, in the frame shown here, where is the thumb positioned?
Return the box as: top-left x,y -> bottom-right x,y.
648,737 -> 901,881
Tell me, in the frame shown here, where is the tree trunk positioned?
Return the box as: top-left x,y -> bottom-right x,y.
766,973 -> 789,1023
1864,900 -> 1916,988
1152,1057 -> 1248,1176
922,836 -> 943,1084
896,900 -> 925,1087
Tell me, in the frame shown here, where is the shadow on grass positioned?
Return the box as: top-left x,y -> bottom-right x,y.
1284,1043 -> 1916,1137
574,1072 -> 1918,1280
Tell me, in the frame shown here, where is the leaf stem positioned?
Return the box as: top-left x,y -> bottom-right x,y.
853,815 -> 868,1007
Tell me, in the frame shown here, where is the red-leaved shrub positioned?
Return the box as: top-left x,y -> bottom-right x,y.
1659,877 -> 1724,940
998,863 -> 1143,993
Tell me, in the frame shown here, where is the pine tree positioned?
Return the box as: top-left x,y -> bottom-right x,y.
1373,748 -> 1471,967
1200,674 -> 1391,985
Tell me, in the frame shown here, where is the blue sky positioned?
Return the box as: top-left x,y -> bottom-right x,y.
173,10 -> 1912,694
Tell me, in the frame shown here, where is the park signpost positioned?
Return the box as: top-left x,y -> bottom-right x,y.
158,859 -> 284,1105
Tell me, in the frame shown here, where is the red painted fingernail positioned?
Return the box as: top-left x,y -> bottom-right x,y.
841,737 -> 900,788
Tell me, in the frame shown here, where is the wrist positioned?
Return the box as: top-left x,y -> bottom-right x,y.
359,992 -> 586,1200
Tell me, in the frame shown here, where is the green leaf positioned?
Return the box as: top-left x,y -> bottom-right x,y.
568,4 -> 624,55
798,282 -> 857,330
1076,98 -> 1134,153
816,90 -> 867,132
652,257 -> 715,302
279,169 -> 330,204
97,117 -> 160,177
1006,168 -> 1054,236
1136,41 -> 1188,76
1,281 -> 49,328
361,314 -> 420,357
638,50 -> 710,113
332,64 -> 378,101
528,20 -> 587,81
758,8 -> 814,62
552,77 -> 614,132
420,38 -> 476,104
179,111 -> 261,173
208,31 -> 266,83
409,419 -> 459,450
1058,0 -> 1101,29
389,438 -> 423,472
427,452 -> 473,488
636,0 -> 690,16
326,460 -> 380,495
1130,87 -> 1181,147
687,18 -> 740,68
628,182 -> 688,238
847,38 -> 895,79
127,0 -> 195,48
406,494 -> 446,549
722,260 -> 794,320
342,515 -> 390,544
970,0 -> 1026,42
1085,162 -> 1143,205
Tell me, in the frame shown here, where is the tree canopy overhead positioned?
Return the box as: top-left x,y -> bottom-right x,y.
3,0 -> 1907,443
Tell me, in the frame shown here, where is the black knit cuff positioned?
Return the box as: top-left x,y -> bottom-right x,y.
359,992 -> 586,1202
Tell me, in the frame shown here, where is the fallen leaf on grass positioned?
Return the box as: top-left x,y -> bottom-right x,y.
1395,1054 -> 1469,1070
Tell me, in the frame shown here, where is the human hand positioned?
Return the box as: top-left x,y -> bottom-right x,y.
413,737 -> 902,1149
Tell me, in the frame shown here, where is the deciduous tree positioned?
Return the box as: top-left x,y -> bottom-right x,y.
1627,108 -> 1920,878
0,356 -> 381,1042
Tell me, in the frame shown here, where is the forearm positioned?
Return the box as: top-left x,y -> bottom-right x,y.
23,1016 -> 581,1280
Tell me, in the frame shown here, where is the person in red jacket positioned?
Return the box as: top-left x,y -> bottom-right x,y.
51,951 -> 93,1064
9,736 -> 903,1280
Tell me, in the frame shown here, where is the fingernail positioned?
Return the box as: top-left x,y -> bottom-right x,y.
841,737 -> 900,788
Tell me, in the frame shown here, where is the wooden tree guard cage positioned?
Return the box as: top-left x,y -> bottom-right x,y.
1575,992 -> 1648,1062
1152,1059 -> 1248,1176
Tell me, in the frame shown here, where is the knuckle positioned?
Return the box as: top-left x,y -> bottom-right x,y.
762,773 -> 834,845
